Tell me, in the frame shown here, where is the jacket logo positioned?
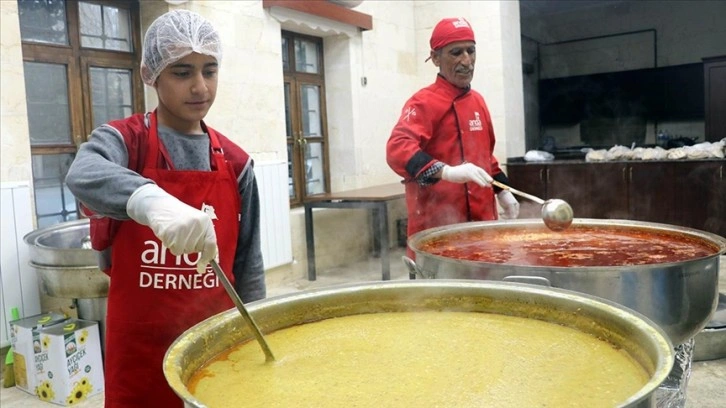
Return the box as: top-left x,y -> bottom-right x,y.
201,203 -> 218,220
469,111 -> 483,131
403,106 -> 417,122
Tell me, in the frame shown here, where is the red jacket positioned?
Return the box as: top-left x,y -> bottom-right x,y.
387,75 -> 504,241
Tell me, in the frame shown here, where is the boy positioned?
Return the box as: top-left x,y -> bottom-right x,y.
66,9 -> 264,407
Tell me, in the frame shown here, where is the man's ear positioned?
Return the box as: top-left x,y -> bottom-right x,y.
430,50 -> 440,67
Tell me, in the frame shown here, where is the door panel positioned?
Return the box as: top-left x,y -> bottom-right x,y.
282,31 -> 329,207
588,162 -> 629,219
628,162 -> 673,223
546,163 -> 591,217
671,161 -> 722,231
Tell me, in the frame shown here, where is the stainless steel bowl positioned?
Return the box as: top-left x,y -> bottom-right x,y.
406,219 -> 726,345
164,280 -> 674,408
24,219 -> 108,298
23,219 -> 96,266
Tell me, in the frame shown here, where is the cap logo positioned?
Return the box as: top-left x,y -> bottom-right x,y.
452,18 -> 470,29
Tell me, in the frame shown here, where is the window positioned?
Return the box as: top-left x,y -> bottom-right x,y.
281,31 -> 330,206
18,0 -> 143,228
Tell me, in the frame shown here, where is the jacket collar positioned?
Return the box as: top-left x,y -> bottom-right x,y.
435,74 -> 471,99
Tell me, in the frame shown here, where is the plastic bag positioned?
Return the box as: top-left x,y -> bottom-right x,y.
642,147 -> 668,161
606,145 -> 633,161
523,150 -> 555,162
585,149 -> 608,162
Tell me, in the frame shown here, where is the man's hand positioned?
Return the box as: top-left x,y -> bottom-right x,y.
497,190 -> 520,219
127,183 -> 217,274
441,163 -> 493,187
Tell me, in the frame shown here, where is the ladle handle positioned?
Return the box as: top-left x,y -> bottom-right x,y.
210,260 -> 275,362
491,180 -> 545,205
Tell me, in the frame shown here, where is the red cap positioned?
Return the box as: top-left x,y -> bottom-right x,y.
429,17 -> 475,51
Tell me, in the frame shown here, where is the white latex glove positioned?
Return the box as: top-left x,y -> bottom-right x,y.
441,163 -> 493,187
127,183 -> 217,274
497,190 -> 520,219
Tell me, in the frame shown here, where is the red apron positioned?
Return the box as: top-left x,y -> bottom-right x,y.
104,112 -> 238,407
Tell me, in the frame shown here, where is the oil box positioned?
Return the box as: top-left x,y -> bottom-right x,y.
35,319 -> 104,405
9,312 -> 68,395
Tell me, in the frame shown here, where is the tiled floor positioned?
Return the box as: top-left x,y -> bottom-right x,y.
2,251 -> 724,407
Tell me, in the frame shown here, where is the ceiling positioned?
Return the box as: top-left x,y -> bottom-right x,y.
519,0 -> 631,18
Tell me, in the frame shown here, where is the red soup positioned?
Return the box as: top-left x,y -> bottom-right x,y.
418,225 -> 720,267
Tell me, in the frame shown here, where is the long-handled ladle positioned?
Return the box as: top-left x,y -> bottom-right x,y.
210,259 -> 275,362
492,180 -> 574,231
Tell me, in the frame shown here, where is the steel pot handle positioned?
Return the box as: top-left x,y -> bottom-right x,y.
402,256 -> 433,279
503,275 -> 552,287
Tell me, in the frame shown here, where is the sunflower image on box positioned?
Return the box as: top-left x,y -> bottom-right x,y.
35,319 -> 104,406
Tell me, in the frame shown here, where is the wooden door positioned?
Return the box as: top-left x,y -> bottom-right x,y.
546,163 -> 593,218
587,162 -> 629,219
671,161 -> 724,234
628,162 -> 674,223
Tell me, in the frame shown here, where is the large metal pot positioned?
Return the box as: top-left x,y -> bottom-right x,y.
24,219 -> 97,267
165,280 -> 674,408
23,219 -> 109,299
406,219 -> 726,345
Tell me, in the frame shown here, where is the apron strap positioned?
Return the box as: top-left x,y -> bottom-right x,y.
202,121 -> 227,172
145,111 -> 175,170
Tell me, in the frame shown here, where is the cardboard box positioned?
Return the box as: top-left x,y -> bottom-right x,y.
9,312 -> 68,395
36,319 -> 105,405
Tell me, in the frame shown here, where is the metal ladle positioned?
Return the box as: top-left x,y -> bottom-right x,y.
492,180 -> 574,231
209,259 -> 275,362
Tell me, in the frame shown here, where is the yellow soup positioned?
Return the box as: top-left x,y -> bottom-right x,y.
189,311 -> 649,408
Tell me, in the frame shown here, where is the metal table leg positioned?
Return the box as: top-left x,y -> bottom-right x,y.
375,203 -> 390,281
304,205 -> 316,281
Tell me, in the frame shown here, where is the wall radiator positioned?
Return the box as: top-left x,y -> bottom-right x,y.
255,161 -> 293,270
1,182 -> 39,348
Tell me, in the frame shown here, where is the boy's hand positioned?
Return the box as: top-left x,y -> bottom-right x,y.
126,184 -> 217,274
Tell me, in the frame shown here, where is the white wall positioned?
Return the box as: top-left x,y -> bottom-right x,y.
0,1 -> 33,185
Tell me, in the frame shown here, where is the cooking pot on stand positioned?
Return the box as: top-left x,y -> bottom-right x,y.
404,218 -> 725,347
164,280 -> 674,408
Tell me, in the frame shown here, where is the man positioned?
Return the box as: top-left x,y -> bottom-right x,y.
386,17 -> 519,258
66,10 -> 264,407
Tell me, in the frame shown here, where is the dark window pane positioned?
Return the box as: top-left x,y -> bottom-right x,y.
287,144 -> 295,199
79,1 -> 132,52
300,85 -> 321,137
89,67 -> 133,127
24,62 -> 72,146
31,153 -> 78,228
284,82 -> 292,138
294,38 -> 320,74
18,0 -> 68,45
282,37 -> 289,72
304,142 -> 325,195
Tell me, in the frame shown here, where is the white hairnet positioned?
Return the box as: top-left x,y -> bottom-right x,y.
140,10 -> 222,85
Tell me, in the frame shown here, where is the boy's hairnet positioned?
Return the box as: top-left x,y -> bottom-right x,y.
140,10 -> 222,85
